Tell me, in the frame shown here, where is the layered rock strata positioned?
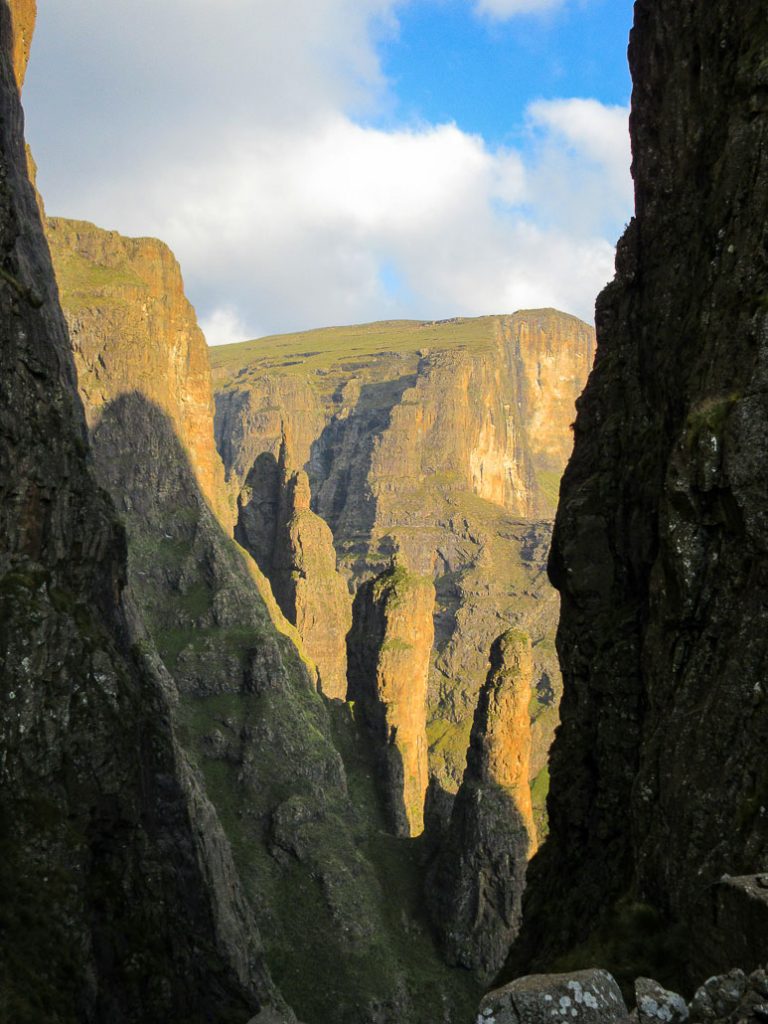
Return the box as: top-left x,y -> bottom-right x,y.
212,313 -> 594,815
347,562 -> 435,838
428,630 -> 536,980
0,4 -> 288,1019
514,0 -> 768,981
46,216 -> 233,528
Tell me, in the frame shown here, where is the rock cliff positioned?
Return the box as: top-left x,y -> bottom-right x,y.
428,630 -> 536,981
347,562 -> 435,838
212,312 -> 594,820
514,0 -> 768,984
46,216 -> 233,528
236,439 -> 352,699
8,0 -> 34,88
0,3 -> 288,1019
46,213 -> 479,1020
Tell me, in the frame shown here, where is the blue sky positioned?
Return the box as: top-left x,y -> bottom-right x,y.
379,1 -> 632,142
23,0 -> 635,344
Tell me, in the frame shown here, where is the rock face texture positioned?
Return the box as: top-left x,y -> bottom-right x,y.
46,216 -> 233,528
0,4 -> 287,1020
515,0 -> 768,980
635,977 -> 689,1024
213,313 -> 594,821
696,875 -> 768,978
428,630 -> 536,980
236,440 -> 352,699
8,0 -> 34,87
347,562 -> 435,838
46,215 -> 478,1020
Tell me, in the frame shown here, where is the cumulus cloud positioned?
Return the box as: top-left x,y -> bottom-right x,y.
200,307 -> 253,348
24,0 -> 631,343
525,98 -> 633,237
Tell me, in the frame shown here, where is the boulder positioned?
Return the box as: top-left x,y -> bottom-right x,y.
478,969 -> 629,1024
635,978 -> 688,1024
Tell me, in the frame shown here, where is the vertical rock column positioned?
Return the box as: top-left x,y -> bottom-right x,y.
347,562 -> 436,838
428,629 -> 536,980
270,458 -> 352,700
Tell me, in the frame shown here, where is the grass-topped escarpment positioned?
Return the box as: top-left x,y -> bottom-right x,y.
213,309 -> 594,835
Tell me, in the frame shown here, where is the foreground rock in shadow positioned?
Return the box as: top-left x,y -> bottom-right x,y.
480,969 -> 629,1024
0,2 -> 288,1019
512,0 -> 768,987
479,964 -> 768,1024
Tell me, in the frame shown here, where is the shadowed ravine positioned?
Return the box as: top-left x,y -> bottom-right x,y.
3,0 -> 768,1021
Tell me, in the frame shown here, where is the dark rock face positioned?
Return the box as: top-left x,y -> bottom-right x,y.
0,3 -> 282,1019
688,968 -> 764,1024
695,876 -> 768,979
516,0 -> 768,978
427,630 -> 535,981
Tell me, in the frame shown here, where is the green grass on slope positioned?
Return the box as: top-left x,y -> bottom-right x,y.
50,248 -> 145,311
210,309 -> 588,383
530,766 -> 550,841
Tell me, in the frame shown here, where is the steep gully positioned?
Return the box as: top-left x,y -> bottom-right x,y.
5,0 -> 768,1018
45,207 -> 567,1018
44,217 -> 484,1022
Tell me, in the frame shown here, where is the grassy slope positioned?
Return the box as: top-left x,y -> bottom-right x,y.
210,309 -> 589,386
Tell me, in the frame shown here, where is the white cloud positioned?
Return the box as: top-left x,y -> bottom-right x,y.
473,0 -> 567,18
524,98 -> 633,237
23,1 -> 632,340
200,307 -> 253,347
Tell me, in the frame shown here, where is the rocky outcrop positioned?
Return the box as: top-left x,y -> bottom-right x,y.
480,969 -> 629,1024
46,216 -> 233,528
236,441 -> 351,699
635,977 -> 689,1024
514,0 -> 768,983
0,3 -> 287,1019
271,465 -> 352,699
428,630 -> 535,980
688,968 -> 768,1024
696,875 -> 768,978
213,312 -> 594,819
347,562 -> 435,838
479,965 -> 768,1024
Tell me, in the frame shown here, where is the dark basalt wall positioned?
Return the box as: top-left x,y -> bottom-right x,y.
515,0 -> 768,978
0,3 -> 284,1018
